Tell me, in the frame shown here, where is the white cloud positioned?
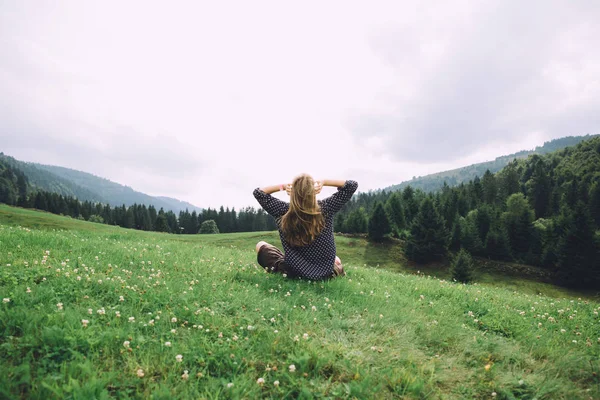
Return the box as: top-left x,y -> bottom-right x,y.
1,1 -> 598,209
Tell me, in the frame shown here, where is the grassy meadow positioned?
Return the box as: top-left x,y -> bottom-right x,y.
0,205 -> 599,399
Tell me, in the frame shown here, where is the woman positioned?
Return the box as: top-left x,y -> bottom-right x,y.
253,174 -> 358,280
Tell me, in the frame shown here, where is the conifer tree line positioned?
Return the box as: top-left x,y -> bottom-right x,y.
335,137 -> 600,288
0,162 -> 277,234
2,137 -> 599,287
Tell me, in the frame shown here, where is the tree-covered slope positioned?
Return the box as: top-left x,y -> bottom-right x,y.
36,164 -> 202,213
385,134 -> 598,193
0,153 -> 202,213
335,135 -> 600,288
0,153 -> 106,203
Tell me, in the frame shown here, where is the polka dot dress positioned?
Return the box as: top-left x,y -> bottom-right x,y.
253,180 -> 358,280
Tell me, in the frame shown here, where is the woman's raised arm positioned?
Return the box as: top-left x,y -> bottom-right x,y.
259,183 -> 291,195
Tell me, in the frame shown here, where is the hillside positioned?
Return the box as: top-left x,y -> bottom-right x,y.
336,135 -> 600,289
384,134 -> 598,193
0,153 -> 107,203
0,206 -> 599,399
0,153 -> 202,214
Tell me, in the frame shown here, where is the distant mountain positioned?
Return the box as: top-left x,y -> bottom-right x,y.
0,153 -> 202,214
154,196 -> 203,214
384,134 -> 598,193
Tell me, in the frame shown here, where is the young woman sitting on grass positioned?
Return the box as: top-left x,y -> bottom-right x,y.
253,174 -> 358,280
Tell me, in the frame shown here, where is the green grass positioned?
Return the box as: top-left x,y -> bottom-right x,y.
1,204 -> 599,399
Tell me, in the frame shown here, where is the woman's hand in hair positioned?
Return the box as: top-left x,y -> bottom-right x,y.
285,183 -> 293,196
314,180 -> 323,194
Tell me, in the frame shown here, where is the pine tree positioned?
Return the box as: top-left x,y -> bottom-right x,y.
526,160 -> 551,218
0,178 -> 16,205
461,215 -> 484,256
368,202 -> 391,242
16,173 -> 27,203
165,211 -> 179,233
124,207 -> 135,229
179,211 -> 190,233
474,205 -> 493,244
230,208 -> 238,232
148,205 -> 157,230
500,160 -> 521,198
155,213 -> 170,232
563,179 -> 579,208
484,229 -> 512,261
589,181 -> 600,229
34,192 -> 48,211
449,214 -> 462,251
451,249 -> 474,283
481,170 -> 497,204
470,176 -> 483,205
345,208 -> 368,234
402,186 -> 419,224
556,202 -> 599,287
385,193 -> 406,232
406,198 -> 449,263
442,191 -> 459,229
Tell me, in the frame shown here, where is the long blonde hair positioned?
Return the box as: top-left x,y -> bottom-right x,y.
280,174 -> 325,247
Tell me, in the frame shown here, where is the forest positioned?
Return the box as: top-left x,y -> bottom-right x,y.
0,163 -> 277,234
384,135 -> 597,193
0,153 -> 201,214
335,136 -> 600,288
1,136 -> 599,288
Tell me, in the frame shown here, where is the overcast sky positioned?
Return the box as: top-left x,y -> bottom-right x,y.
1,1 -> 599,208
